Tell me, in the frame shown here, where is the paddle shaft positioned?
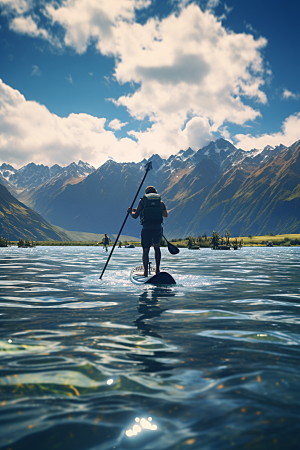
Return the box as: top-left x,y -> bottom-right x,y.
99,161 -> 152,279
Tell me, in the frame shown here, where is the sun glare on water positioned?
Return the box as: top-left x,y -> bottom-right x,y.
126,417 -> 158,437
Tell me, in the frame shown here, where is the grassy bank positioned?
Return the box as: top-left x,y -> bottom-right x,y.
170,234 -> 300,248
238,234 -> 300,247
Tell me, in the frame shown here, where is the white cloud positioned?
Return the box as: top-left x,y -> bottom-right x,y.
108,4 -> 266,153
44,2 -> 267,130
206,0 -> 220,10
45,0 -> 151,54
219,126 -> 231,141
1,79 -> 298,169
31,65 -> 41,76
108,119 -> 128,130
0,79 -> 139,168
224,4 -> 233,15
128,115 -> 214,159
10,15 -> 49,39
114,6 -> 267,119
65,74 -> 73,84
183,117 -> 213,149
234,112 -> 300,150
0,0 -> 32,15
0,79 -> 212,166
281,88 -> 299,101
0,1 -> 277,162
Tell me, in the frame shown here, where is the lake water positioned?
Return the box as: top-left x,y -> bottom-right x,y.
1,245 -> 300,450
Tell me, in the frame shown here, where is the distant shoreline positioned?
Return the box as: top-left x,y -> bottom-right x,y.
5,233 -> 300,247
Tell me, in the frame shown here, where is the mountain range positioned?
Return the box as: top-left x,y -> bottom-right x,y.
1,139 -> 300,239
0,160 -> 94,241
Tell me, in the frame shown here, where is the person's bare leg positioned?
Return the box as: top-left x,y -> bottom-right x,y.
154,244 -> 161,274
143,248 -> 150,276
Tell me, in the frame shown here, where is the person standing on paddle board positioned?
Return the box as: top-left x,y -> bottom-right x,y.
103,233 -> 109,252
127,186 -> 168,277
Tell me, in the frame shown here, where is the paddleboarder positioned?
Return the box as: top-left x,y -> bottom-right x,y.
99,161 -> 178,282
103,233 -> 109,251
127,186 -> 168,277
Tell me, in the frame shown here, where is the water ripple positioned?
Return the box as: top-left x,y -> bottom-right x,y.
1,246 -> 300,449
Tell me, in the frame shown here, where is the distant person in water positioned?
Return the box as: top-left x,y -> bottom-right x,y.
103,234 -> 109,251
127,186 -> 168,277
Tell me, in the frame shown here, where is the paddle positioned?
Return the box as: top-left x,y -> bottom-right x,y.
163,234 -> 180,254
99,161 -> 153,280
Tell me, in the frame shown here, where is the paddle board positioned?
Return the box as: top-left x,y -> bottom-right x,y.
130,265 -> 176,285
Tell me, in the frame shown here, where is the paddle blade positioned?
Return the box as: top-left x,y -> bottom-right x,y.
163,235 -> 179,254
167,241 -> 180,254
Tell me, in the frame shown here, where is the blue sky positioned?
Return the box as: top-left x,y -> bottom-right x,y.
0,0 -> 299,168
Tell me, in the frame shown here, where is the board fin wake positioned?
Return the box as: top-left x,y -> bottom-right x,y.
130,265 -> 176,285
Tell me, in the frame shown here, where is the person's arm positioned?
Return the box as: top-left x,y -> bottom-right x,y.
127,198 -> 143,219
161,201 -> 168,218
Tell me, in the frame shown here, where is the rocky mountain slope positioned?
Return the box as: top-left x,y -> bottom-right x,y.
219,140 -> 300,236
0,160 -> 94,190
163,140 -> 299,237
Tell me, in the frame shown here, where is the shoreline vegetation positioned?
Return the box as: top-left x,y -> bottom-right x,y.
1,233 -> 300,248
171,233 -> 300,248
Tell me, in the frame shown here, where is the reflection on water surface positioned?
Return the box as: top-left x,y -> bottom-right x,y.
0,246 -> 300,449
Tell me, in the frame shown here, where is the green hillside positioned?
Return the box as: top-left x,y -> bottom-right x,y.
0,183 -> 70,241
